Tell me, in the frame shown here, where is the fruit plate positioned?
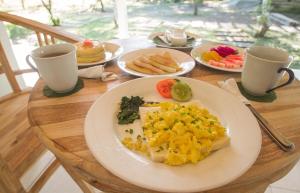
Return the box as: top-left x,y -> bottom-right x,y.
117,47 -> 195,77
77,42 -> 123,67
148,32 -> 200,50
190,41 -> 245,73
84,76 -> 262,193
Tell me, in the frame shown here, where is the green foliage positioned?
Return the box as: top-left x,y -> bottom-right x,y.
277,6 -> 300,14
51,17 -> 60,26
257,0 -> 272,26
41,0 -> 61,26
5,24 -> 32,40
78,17 -> 117,40
255,0 -> 272,37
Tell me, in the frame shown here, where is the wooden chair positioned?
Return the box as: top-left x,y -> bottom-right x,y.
0,11 -> 82,193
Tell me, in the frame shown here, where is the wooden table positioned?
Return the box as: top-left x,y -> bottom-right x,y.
28,37 -> 300,193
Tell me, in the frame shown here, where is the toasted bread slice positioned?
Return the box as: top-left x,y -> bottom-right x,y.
126,61 -> 155,74
212,135 -> 230,151
147,143 -> 168,162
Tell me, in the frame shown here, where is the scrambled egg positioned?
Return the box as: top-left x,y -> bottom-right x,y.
122,102 -> 227,166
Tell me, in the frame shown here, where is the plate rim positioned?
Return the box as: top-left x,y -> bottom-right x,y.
84,76 -> 262,192
77,42 -> 123,66
117,47 -> 196,77
190,42 -> 244,73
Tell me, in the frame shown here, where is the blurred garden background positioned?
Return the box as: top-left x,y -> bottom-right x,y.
1,0 -> 300,68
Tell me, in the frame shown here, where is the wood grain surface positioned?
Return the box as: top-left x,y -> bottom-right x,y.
28,38 -> 300,193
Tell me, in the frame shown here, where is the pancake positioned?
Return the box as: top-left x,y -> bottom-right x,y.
75,40 -> 105,63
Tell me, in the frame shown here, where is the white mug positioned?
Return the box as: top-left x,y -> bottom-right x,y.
241,46 -> 294,96
26,43 -> 78,93
165,28 -> 187,46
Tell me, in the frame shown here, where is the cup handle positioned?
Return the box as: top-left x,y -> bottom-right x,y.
26,55 -> 38,72
266,67 -> 295,93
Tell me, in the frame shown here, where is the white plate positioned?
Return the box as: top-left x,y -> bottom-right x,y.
84,77 -> 262,193
149,32 -> 200,49
117,48 -> 195,77
77,42 -> 123,67
191,41 -> 245,73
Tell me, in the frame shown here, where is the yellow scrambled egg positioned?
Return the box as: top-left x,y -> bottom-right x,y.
122,102 -> 226,166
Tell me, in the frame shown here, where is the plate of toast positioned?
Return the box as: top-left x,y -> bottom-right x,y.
117,48 -> 195,77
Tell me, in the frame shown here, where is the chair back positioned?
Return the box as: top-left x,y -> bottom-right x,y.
0,42 -> 21,94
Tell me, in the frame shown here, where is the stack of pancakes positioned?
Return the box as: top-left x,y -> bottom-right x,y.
76,40 -> 105,63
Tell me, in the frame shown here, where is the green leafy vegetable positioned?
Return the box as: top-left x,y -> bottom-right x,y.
117,96 -> 144,124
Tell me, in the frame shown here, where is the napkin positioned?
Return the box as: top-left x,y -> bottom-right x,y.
78,65 -> 118,81
217,78 -> 249,104
158,35 -> 172,46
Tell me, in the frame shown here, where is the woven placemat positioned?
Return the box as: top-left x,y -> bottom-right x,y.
43,78 -> 84,98
237,82 -> 277,103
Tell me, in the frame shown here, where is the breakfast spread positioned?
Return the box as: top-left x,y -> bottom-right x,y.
75,40 -> 105,63
125,52 -> 182,75
201,45 -> 244,69
117,79 -> 230,166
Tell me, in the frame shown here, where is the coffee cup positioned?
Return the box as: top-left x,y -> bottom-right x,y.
26,43 -> 78,93
241,46 -> 294,96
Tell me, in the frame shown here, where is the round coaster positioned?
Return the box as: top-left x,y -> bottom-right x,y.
43,78 -> 84,98
237,82 -> 277,103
